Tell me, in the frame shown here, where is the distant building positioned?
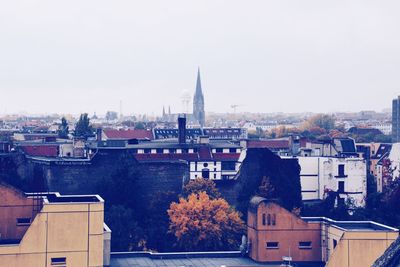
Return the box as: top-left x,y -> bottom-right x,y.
247,197 -> 398,266
376,142 -> 400,192
299,137 -> 358,157
392,96 -> 400,142
347,126 -> 383,136
298,156 -> 367,207
153,127 -> 247,141
0,182 -> 111,267
370,122 -> 392,135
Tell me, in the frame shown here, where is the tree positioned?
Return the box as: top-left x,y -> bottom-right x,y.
258,176 -> 275,198
182,178 -> 221,199
134,122 -> 145,130
58,117 -> 69,139
74,113 -> 93,138
105,205 -> 145,251
303,114 -> 335,131
168,192 -> 245,251
106,111 -> 118,121
235,148 -> 302,218
144,191 -> 178,252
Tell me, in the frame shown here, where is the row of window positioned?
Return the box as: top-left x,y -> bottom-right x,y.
262,214 -> 276,226
193,162 -> 236,171
134,148 -> 239,154
266,241 -> 312,249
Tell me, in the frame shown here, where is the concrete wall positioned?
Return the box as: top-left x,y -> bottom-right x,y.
298,156 -> 367,206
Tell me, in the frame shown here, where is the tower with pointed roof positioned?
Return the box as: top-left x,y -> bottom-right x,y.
193,68 -> 205,127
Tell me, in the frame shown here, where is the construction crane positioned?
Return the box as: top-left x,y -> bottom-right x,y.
231,104 -> 243,113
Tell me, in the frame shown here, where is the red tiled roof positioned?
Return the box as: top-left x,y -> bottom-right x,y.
212,153 -> 240,161
198,146 -> 213,161
247,140 -> 289,149
20,145 -> 59,157
103,129 -> 153,140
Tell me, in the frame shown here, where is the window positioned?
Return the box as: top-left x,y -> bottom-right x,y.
216,148 -> 223,153
16,218 -> 31,226
262,214 -> 266,225
272,214 -> 276,225
144,149 -> 151,154
333,239 -> 337,249
156,148 -> 163,153
299,241 -> 312,249
51,257 -> 66,266
266,242 -> 279,249
338,181 -> 345,193
267,214 -> 271,225
229,148 -> 237,153
337,164 -> 346,177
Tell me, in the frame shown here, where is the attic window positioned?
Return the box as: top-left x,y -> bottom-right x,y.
16,218 -> 31,226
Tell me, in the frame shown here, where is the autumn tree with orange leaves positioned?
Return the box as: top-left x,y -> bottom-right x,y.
182,177 -> 221,199
168,192 -> 245,251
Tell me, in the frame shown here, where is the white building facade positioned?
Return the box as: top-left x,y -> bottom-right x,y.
298,156 -> 367,207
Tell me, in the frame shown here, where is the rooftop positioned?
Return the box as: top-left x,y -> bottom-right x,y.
26,192 -> 103,204
303,217 -> 399,232
109,251 -> 323,267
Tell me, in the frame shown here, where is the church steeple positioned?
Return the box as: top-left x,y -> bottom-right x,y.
193,67 -> 205,127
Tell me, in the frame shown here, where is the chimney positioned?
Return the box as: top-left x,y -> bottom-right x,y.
97,128 -> 102,142
178,114 -> 186,144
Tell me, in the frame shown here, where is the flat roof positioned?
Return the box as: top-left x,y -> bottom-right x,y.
303,217 -> 399,232
26,192 -> 103,204
110,252 -> 324,267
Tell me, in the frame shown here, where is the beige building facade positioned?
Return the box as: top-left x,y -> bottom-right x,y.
248,197 -> 399,267
0,183 -> 111,267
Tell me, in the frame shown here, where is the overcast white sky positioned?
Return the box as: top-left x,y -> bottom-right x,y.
1,0 -> 400,116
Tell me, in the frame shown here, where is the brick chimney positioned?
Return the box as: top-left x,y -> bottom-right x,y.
178,114 -> 186,144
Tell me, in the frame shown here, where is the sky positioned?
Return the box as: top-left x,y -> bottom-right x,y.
1,0 -> 400,116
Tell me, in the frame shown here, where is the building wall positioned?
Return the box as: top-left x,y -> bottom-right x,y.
326,231 -> 398,267
298,157 -> 367,207
248,201 -> 322,263
189,161 -> 240,180
0,197 -> 104,267
0,183 -> 36,240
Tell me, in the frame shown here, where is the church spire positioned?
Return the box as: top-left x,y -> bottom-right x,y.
195,67 -> 202,96
193,67 -> 205,127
